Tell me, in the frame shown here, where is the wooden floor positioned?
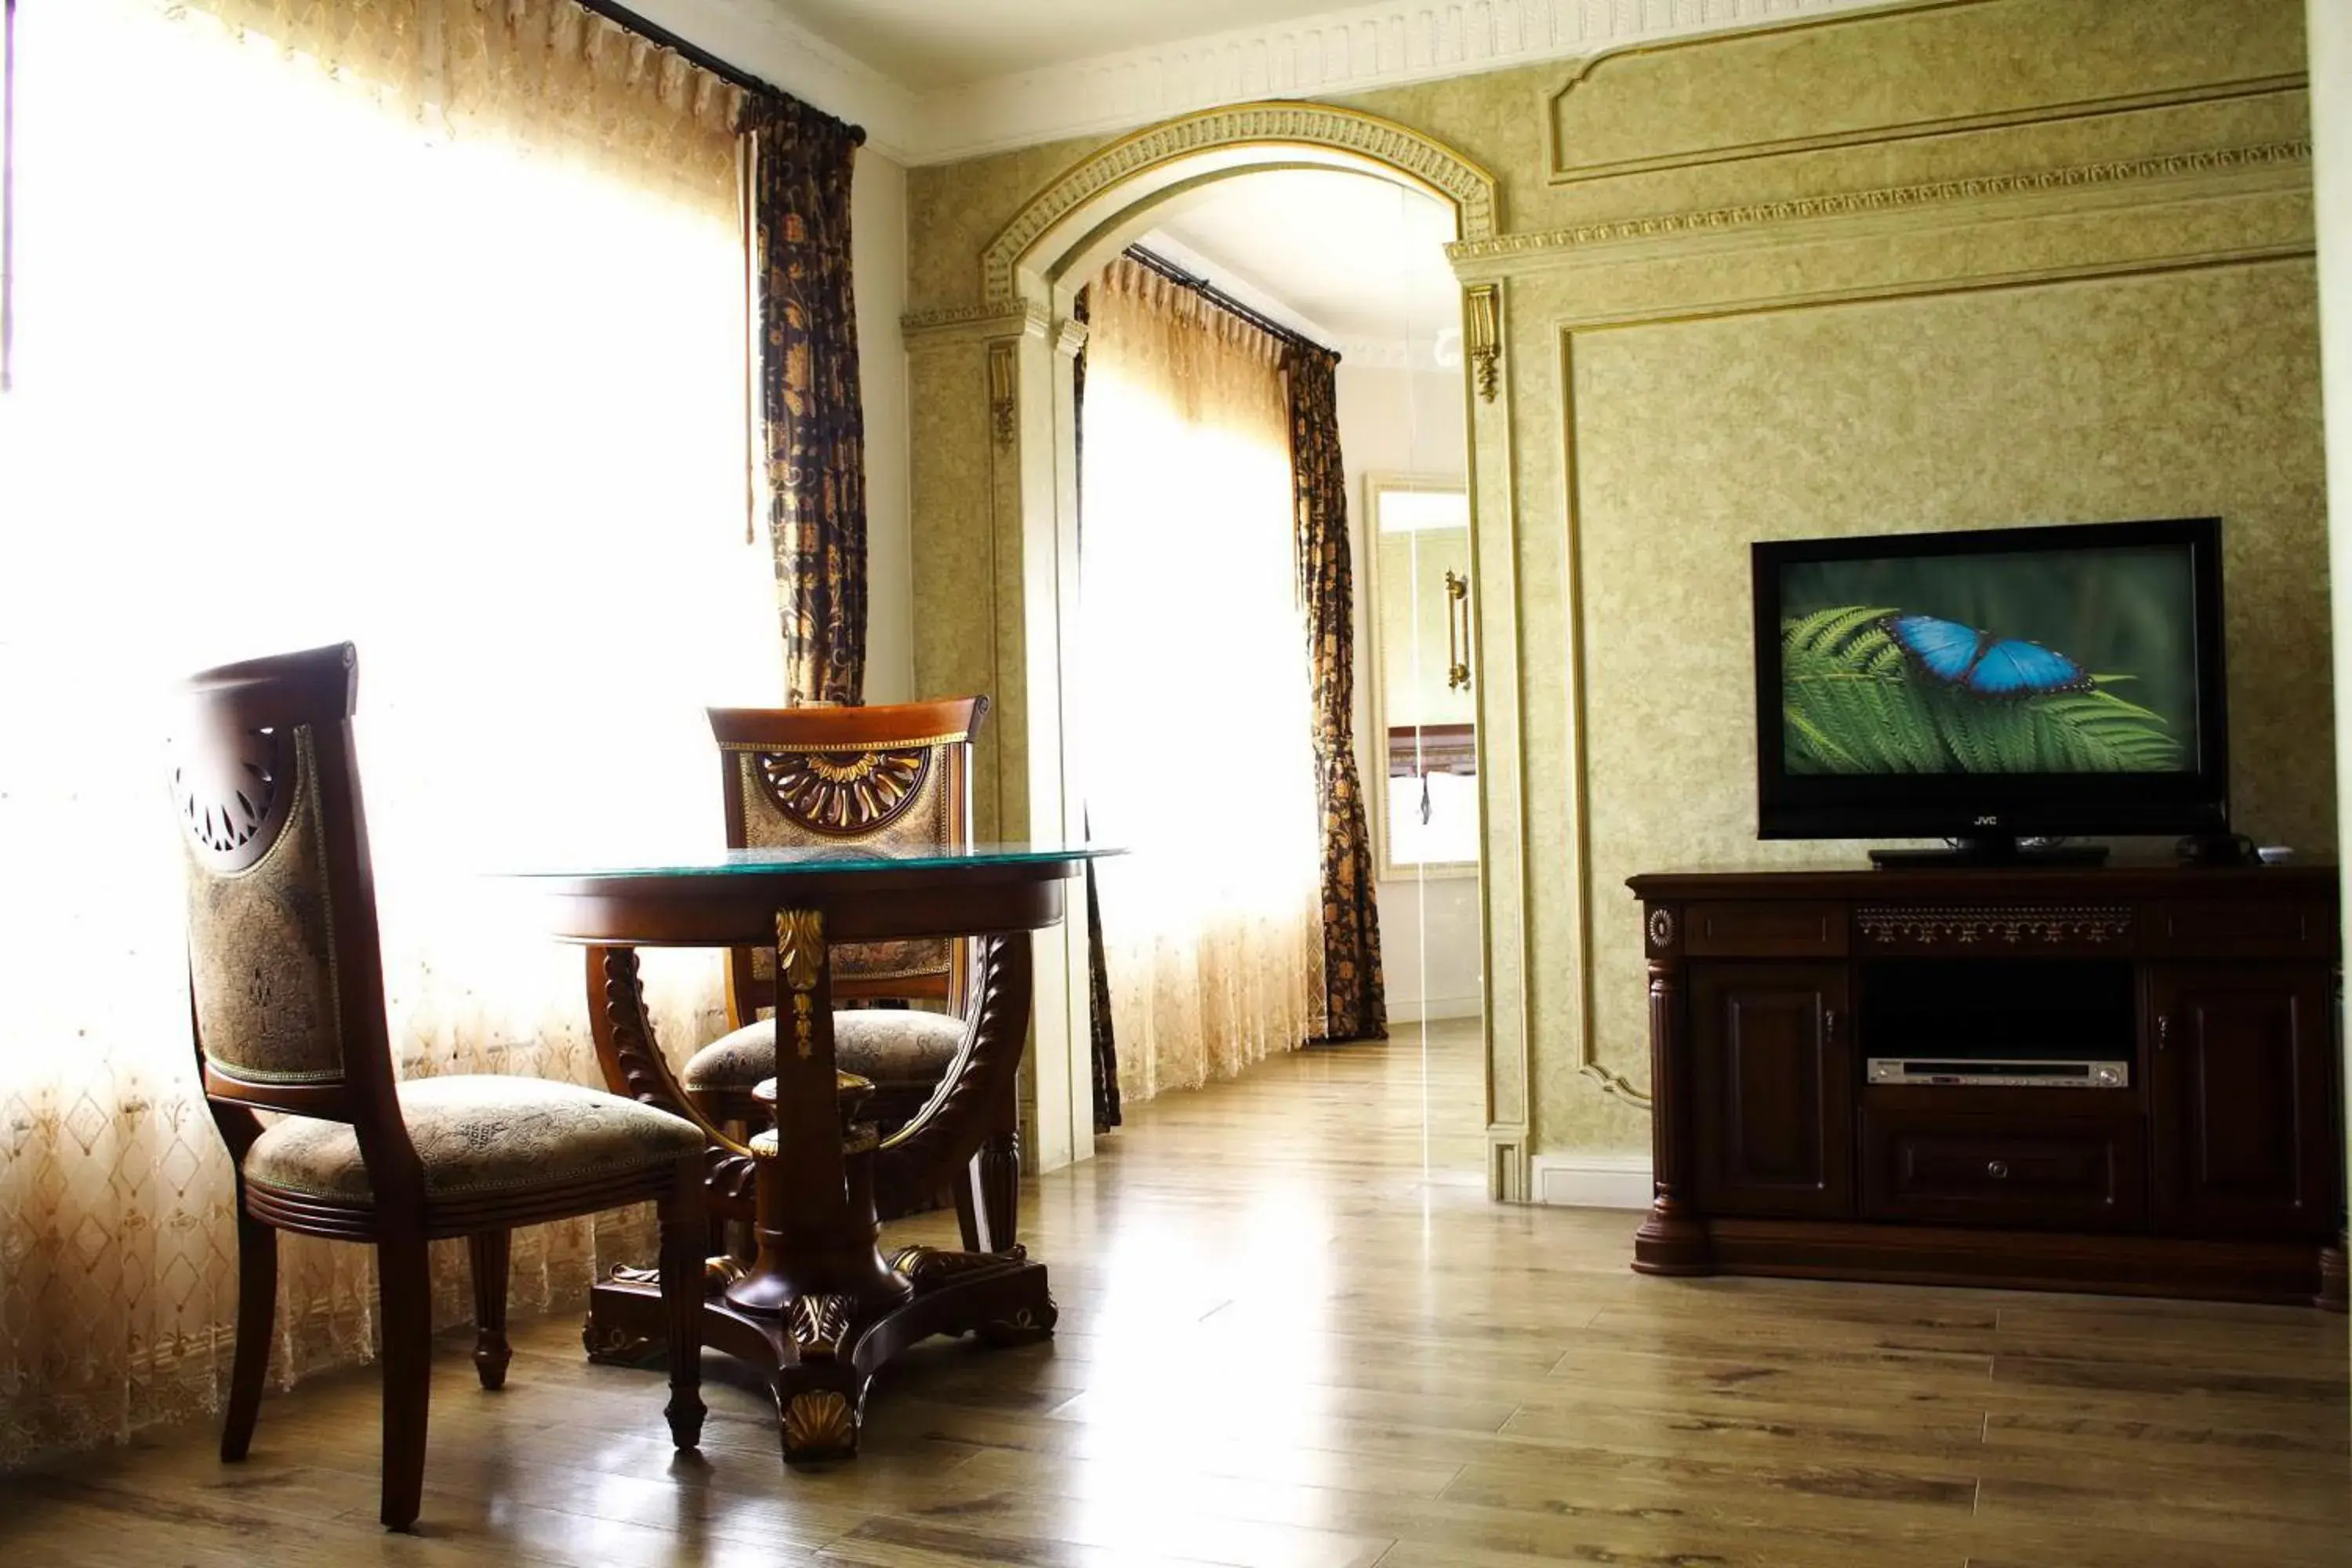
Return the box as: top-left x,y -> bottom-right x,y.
7,1018 -> 2349,1566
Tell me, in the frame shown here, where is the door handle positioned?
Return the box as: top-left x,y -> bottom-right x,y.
1445,570 -> 1471,691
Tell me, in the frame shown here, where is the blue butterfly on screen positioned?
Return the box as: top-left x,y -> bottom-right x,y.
1878,614 -> 2095,698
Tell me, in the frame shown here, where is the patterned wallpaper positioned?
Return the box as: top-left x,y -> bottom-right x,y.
898,0 -> 2328,1172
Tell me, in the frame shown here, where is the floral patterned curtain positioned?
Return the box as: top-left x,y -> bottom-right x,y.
742,94 -> 867,706
1286,344 -> 1388,1042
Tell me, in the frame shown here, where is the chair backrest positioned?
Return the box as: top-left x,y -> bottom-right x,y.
171,644 -> 406,1156
708,698 -> 986,1023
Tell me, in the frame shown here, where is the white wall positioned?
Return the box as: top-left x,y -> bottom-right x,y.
855,149 -> 915,703
1336,361 -> 1480,1023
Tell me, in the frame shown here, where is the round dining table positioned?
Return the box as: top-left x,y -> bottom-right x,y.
514,841 -> 1109,1465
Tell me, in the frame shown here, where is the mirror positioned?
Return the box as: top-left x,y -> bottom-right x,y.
1367,477 -> 1476,874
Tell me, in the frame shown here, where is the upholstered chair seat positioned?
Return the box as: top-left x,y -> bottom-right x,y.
245,1076 -> 705,1206
684,1011 -> 964,1102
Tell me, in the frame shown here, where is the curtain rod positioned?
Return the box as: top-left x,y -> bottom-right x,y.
1123,245 -> 1332,361
571,0 -> 866,143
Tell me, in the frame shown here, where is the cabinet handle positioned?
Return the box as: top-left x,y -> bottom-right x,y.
1986,1160 -> 2010,1180
2156,1014 -> 2172,1052
1823,1007 -> 1839,1047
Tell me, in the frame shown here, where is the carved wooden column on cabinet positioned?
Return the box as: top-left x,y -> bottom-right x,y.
1634,903 -> 1707,1273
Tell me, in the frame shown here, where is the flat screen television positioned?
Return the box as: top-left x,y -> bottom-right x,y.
1752,517 -> 2229,861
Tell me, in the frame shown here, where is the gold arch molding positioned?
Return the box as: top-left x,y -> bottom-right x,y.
980,100 -> 1501,313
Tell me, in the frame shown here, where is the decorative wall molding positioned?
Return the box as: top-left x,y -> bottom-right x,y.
906,0 -> 1909,166
985,341 -> 1018,448
901,300 -> 1051,342
1447,140 -> 2315,273
1533,1152 -> 1652,1210
1449,140 -> 2314,276
1465,285 -> 1502,401
980,102 -> 1500,314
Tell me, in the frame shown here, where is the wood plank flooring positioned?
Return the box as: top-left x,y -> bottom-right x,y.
5,1018 -> 2346,1566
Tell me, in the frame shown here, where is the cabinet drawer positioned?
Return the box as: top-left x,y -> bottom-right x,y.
1684,902 -> 1847,957
2143,901 -> 2335,960
1860,1109 -> 2144,1230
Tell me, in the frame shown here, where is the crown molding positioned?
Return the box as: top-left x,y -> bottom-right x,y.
904,0 -> 1914,165
1444,139 -> 2316,275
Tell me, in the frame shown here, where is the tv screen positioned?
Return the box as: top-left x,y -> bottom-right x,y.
1754,518 -> 2228,844
1778,543 -> 2201,777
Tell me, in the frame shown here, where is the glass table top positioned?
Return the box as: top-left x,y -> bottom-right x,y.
507,842 -> 1119,881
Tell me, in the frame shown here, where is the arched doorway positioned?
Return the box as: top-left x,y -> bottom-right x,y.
971,102 -> 1534,1200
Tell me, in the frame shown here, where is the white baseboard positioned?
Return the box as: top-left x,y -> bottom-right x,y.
1386,993 -> 1482,1025
1531,1152 -> 1653,1210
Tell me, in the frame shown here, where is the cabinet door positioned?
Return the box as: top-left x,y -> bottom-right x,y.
2149,965 -> 2338,1240
1690,962 -> 1854,1218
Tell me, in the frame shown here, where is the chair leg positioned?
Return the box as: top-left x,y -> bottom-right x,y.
220,1207 -> 277,1461
377,1230 -> 433,1532
953,1164 -> 984,1253
467,1230 -> 511,1391
976,1083 -> 1021,1254
659,1155 -> 706,1450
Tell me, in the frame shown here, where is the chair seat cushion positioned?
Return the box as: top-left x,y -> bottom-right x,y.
243,1075 -> 703,1203
683,1010 -> 964,1094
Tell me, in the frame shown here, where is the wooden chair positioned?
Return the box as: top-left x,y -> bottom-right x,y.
171,643 -> 707,1532
684,699 -> 1019,1243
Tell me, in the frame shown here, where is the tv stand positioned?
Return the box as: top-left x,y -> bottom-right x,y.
1868,836 -> 2107,868
1627,862 -> 2346,1308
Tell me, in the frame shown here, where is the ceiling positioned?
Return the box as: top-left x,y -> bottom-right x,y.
1138,169 -> 1460,364
757,0 -> 1352,90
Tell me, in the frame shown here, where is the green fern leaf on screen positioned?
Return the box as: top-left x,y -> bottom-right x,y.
1780,607 -> 2183,775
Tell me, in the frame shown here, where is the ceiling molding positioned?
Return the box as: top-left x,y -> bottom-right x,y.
1443,137 -> 2315,274
903,0 -> 1914,165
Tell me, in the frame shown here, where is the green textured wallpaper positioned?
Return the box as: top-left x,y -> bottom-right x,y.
899,0 -> 2328,1174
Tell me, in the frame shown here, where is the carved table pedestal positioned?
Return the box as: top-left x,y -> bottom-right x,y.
518,845 -> 1101,1461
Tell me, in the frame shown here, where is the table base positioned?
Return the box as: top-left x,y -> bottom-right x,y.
584,1246 -> 1056,1461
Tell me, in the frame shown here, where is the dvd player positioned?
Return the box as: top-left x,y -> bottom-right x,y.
1866,1058 -> 2128,1088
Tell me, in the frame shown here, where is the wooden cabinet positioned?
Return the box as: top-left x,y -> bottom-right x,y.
1690,963 -> 1852,1218
1630,865 -> 2347,1308
2150,964 -> 2337,1239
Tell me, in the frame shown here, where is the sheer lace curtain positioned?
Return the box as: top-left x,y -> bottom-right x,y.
1074,258 -> 1325,1104
0,0 -> 775,1463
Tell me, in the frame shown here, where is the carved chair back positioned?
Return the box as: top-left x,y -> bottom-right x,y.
708,698 -> 986,1025
171,643 -> 421,1194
